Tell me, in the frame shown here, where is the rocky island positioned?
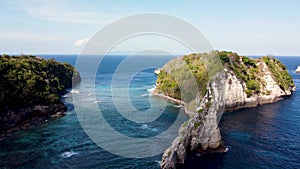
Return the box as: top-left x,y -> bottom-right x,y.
0,55 -> 80,141
153,51 -> 295,169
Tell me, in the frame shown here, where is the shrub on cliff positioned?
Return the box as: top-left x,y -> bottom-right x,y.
262,56 -> 294,92
155,53 -> 210,103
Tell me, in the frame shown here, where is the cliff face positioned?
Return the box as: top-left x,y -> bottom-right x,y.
0,55 -> 81,140
156,51 -> 295,169
224,56 -> 295,111
160,73 -> 226,169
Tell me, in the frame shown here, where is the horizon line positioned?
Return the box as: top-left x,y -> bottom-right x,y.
2,53 -> 300,57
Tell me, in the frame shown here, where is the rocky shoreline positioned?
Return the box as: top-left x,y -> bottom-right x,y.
0,102 -> 67,141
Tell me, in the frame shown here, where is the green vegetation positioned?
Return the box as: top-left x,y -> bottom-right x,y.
155,52 -> 223,107
220,52 -> 294,97
0,55 -> 80,113
167,151 -> 171,157
205,101 -> 212,108
155,54 -> 209,103
218,51 -> 261,97
193,121 -> 201,130
262,56 -> 294,91
197,108 -> 204,114
218,51 -> 230,64
155,51 -> 294,106
182,54 -> 209,97
156,70 -> 181,100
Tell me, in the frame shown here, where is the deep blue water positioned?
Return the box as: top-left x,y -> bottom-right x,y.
0,55 -> 299,169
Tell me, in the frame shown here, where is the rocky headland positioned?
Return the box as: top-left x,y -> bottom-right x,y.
0,55 -> 80,141
153,51 -> 295,169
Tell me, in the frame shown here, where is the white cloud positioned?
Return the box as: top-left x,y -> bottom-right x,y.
74,38 -> 89,47
0,30 -> 60,42
15,0 -> 116,25
0,30 -> 74,54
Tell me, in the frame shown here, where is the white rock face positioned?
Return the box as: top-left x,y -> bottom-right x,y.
260,61 -> 290,97
224,61 -> 292,111
296,66 -> 300,73
224,71 -> 249,110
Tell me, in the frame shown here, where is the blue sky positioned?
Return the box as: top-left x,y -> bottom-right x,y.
0,0 -> 299,55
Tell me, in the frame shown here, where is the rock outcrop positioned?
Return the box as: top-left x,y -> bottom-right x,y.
295,66 -> 300,73
224,57 -> 295,111
156,51 -> 295,169
160,73 -> 226,169
0,103 -> 67,141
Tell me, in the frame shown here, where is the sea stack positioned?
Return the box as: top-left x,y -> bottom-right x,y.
296,66 -> 300,73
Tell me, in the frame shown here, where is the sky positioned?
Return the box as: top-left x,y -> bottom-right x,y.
0,0 -> 299,56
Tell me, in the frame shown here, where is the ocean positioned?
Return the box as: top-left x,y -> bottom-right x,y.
0,55 -> 299,169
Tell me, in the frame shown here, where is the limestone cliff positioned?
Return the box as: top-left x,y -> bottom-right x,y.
155,51 -> 295,169
224,54 -> 295,111
159,73 -> 226,169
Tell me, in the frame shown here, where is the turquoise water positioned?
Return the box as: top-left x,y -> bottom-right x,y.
0,55 -> 299,168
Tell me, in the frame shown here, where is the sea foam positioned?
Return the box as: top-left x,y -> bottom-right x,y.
147,86 -> 156,93
61,151 -> 78,158
66,89 -> 80,94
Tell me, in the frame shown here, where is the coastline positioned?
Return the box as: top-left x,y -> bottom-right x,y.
224,96 -> 285,112
0,102 -> 68,141
151,91 -> 185,106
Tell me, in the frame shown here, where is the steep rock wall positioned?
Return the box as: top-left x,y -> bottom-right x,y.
160,73 -> 226,169
225,61 -> 294,111
159,53 -> 295,169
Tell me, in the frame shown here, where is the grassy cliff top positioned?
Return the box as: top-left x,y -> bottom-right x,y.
155,51 -> 295,103
0,54 -> 80,113
219,51 -> 294,96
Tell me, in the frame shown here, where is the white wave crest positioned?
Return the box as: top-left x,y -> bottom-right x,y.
66,89 -> 80,94
140,124 -> 158,132
61,151 -> 78,158
224,147 -> 230,152
173,105 -> 183,108
140,124 -> 149,130
147,86 -> 156,93
61,95 -> 68,98
155,160 -> 161,164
